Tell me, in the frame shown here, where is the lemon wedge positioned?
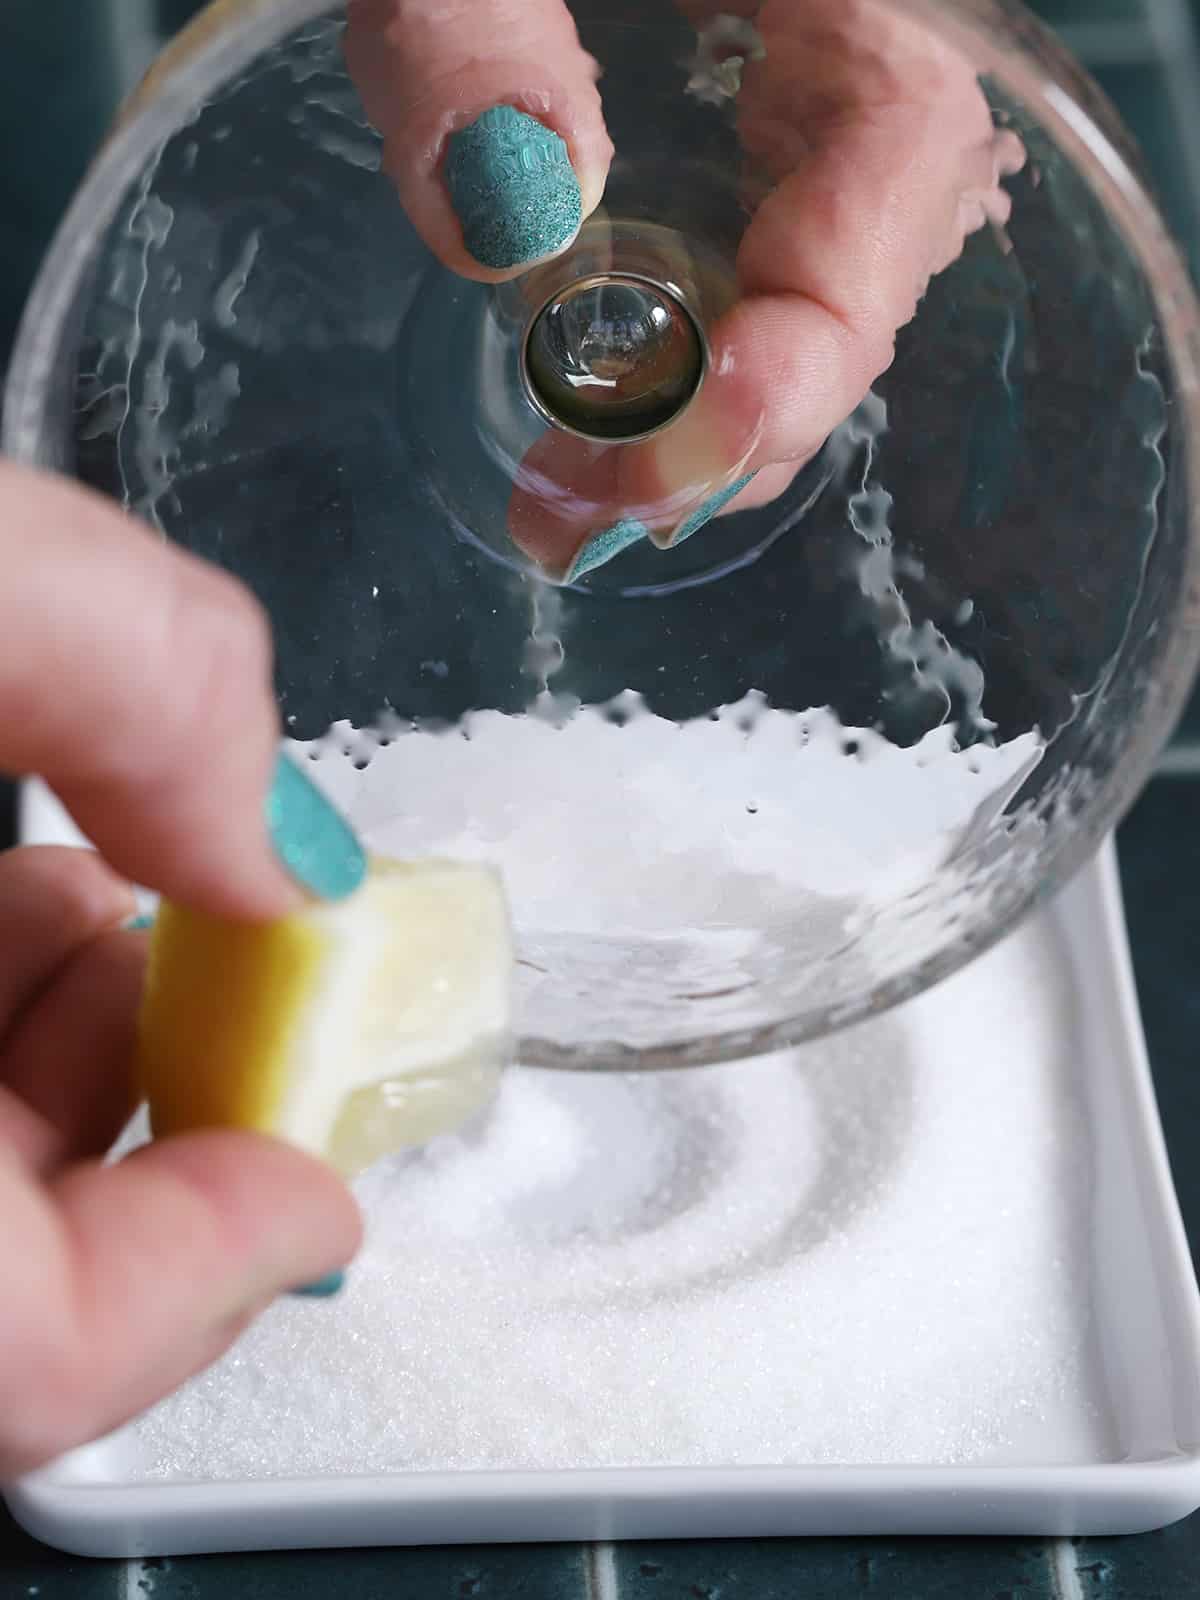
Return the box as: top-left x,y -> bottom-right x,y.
137,858 -> 513,1177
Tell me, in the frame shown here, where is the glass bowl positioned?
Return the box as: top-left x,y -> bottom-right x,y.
6,0 -> 1200,1068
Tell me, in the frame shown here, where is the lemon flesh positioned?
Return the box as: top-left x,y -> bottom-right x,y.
137,858 -> 513,1177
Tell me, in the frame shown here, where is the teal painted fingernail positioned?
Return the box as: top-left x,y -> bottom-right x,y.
267,753 -> 366,902
670,473 -> 757,547
124,912 -> 155,932
446,105 -> 582,270
566,518 -> 649,581
290,1270 -> 345,1300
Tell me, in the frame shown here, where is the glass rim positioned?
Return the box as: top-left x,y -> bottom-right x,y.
5,0 -> 1200,1069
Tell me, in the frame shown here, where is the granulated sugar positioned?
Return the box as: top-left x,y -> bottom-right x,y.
119,700 -> 1099,1477
302,698 -> 1043,918
291,700 -> 1046,1053
126,908 -> 1098,1480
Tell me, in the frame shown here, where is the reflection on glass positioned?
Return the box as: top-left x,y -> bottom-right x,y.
6,0 -> 1196,1066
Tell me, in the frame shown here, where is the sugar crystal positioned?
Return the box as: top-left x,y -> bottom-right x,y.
125,907 -> 1100,1479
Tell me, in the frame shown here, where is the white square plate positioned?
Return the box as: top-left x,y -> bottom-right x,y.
7,784 -> 1200,1553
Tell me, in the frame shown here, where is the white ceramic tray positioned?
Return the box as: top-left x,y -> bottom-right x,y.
7,786 -> 1200,1554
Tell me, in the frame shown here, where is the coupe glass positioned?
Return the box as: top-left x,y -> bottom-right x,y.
6,0 -> 1199,1068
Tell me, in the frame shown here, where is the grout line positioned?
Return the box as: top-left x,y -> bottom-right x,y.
585,1542 -> 620,1600
1053,20 -> 1159,65
1154,741 -> 1200,776
1144,0 -> 1200,223
1050,1538 -> 1086,1600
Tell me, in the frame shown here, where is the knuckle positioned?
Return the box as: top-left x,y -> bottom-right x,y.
0,845 -> 119,925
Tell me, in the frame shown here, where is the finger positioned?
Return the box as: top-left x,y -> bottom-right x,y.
0,1132 -> 361,1477
507,303 -> 768,579
2,927 -> 146,1177
726,0 -> 1023,463
625,0 -> 1024,499
724,458 -> 799,513
0,847 -> 138,1177
508,443 -> 801,582
736,103 -> 1014,340
0,847 -> 134,1029
512,1 -> 1022,581
705,291 -> 889,475
508,430 -> 623,578
0,1086 -> 60,1175
0,463 -> 318,923
345,0 -> 613,280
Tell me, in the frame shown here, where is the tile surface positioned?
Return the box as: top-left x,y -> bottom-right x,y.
0,3 -> 123,367
1070,1518 -> 1200,1599
1115,777 -> 1200,1269
3,0 -> 1200,1596
0,1503 -> 119,1599
616,1538 -> 1054,1598
138,1544 -> 588,1599
1036,0 -> 1149,17
1092,59 -> 1200,277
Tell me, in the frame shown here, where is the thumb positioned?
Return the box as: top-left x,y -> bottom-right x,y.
345,0 -> 613,281
1,1133 -> 360,1475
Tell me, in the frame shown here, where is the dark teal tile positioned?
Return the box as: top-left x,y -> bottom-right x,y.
156,0 -> 207,32
0,1503 -> 120,1598
0,8 -> 1196,1599
1088,62 -> 1200,277
0,3 -> 120,366
1029,0 -> 1148,19
1075,55 -> 1200,740
149,1544 -> 586,1599
1070,1518 -> 1200,1596
616,1538 -> 1053,1598
1177,689 -> 1200,742
1117,778 -> 1200,1274
0,1 -> 207,368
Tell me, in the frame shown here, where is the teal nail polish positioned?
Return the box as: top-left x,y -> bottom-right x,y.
566,518 -> 649,581
124,912 -> 156,932
670,473 -> 758,547
290,1270 -> 345,1300
266,753 -> 366,902
446,105 -> 582,270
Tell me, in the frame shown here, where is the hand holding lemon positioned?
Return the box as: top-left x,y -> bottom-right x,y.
0,462 -> 513,1475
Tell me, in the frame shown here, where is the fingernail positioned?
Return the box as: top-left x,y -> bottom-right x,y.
290,1270 -> 345,1300
123,912 -> 156,932
663,473 -> 757,548
565,518 -> 649,582
266,752 -> 366,902
446,105 -> 582,270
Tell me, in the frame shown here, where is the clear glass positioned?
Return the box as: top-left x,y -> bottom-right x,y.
6,0 -> 1200,1069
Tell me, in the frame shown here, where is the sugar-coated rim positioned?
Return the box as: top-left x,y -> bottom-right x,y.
5,0 -> 1200,1070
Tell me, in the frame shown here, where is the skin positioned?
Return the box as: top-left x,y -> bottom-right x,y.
0,463 -> 362,1480
347,0 -> 1023,575
1,0 -> 1020,1477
